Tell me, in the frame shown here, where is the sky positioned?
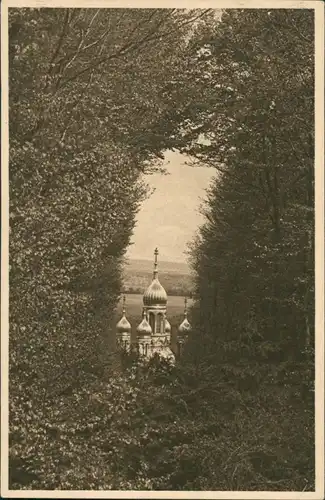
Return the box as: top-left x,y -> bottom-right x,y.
126,150 -> 215,264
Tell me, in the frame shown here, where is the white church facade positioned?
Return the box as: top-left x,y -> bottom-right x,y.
116,248 -> 191,362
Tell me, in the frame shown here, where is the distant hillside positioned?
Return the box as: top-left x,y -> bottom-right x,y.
122,259 -> 193,296
126,259 -> 190,274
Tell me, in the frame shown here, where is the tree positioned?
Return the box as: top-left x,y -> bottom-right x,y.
179,8 -> 315,489
8,7 -> 212,488
177,9 -> 314,354
9,5 -> 211,394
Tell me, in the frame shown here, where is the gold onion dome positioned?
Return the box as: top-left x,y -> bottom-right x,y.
116,295 -> 131,333
178,318 -> 191,334
178,297 -> 191,334
143,248 -> 167,306
136,308 -> 152,337
143,279 -> 167,306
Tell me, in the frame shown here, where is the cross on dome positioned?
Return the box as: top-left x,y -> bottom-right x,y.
153,247 -> 159,278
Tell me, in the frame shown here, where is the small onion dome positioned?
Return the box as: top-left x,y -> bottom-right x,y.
116,296 -> 131,333
178,317 -> 191,334
165,318 -> 171,333
143,278 -> 167,306
116,315 -> 131,334
137,310 -> 152,337
178,297 -> 191,334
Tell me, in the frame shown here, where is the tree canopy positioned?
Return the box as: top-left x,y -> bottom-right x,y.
9,6 -> 210,394
183,9 -> 314,358
9,7 -> 211,485
184,8 -> 315,489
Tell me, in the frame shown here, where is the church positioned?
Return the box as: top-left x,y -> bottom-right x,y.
116,248 -> 191,362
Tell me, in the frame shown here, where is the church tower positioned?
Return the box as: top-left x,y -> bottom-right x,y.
143,248 -> 167,342
142,248 -> 174,360
176,297 -> 191,358
116,295 -> 131,352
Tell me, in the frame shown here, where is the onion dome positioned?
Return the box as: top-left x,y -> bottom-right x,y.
178,318 -> 191,334
136,308 -> 152,337
165,318 -> 171,334
143,248 -> 167,306
178,297 -> 191,334
143,279 -> 167,306
116,295 -> 131,333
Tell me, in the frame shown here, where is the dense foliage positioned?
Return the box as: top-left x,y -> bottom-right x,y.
9,7 -> 207,390
184,9 -> 314,352
9,6 -> 208,487
183,8 -> 315,490
9,8 -> 315,492
10,355 -> 314,490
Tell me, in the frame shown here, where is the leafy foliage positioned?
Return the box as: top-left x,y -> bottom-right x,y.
9,7 -> 210,488
9,9 -> 209,392
182,8 -> 315,490
10,356 -> 314,490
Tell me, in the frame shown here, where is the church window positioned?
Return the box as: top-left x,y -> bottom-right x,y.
156,313 -> 163,333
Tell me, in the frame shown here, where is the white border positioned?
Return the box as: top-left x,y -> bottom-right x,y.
1,1 -> 324,499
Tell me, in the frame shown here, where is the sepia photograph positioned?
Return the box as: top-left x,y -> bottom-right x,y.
1,1 -> 324,498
